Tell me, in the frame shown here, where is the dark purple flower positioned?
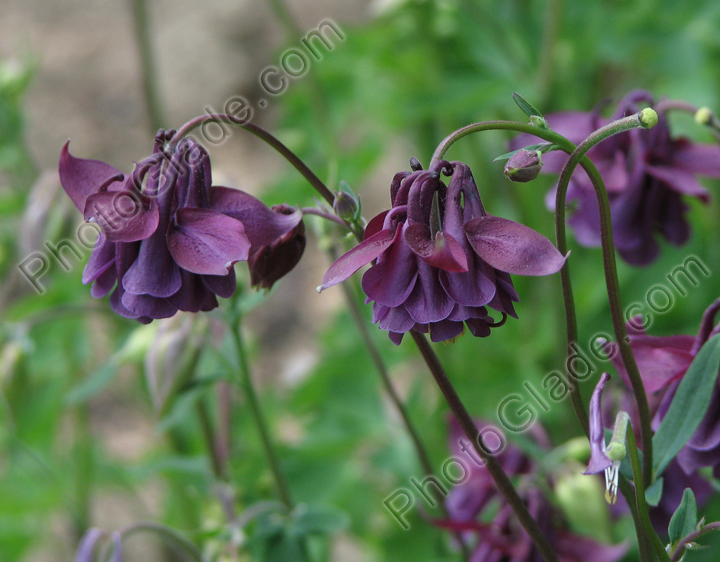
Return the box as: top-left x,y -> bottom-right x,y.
319,160 -> 566,344
434,418 -> 627,562
584,373 -> 615,477
611,299 -> 720,476
511,90 -> 720,266
59,130 -> 302,322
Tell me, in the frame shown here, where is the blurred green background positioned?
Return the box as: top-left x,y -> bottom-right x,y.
2,0 -> 720,560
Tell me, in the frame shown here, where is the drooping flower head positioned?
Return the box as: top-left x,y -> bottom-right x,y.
511,90 -> 720,265
319,159 -> 566,343
59,129 -> 304,322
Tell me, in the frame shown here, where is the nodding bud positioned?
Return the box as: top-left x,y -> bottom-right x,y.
333,190 -> 360,221
695,107 -> 714,126
639,108 -> 658,129
504,149 -> 543,183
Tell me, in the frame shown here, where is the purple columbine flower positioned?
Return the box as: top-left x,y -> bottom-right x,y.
434,417 -> 628,562
319,160 -> 567,344
59,130 -> 303,322
610,299 -> 720,477
511,90 -> 720,266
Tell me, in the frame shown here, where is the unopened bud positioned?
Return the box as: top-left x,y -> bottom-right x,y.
504,149 -> 543,183
639,108 -> 658,129
695,107 -> 714,126
333,190 -> 359,221
529,115 -> 550,129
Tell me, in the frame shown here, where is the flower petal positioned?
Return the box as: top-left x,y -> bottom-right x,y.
203,268 -> 237,298
84,191 -> 160,242
82,234 -> 115,284
403,224 -> 468,272
319,227 -> 396,292
464,215 -> 567,276
361,226 -> 418,307
59,141 -> 125,212
209,186 -> 301,247
670,138 -> 720,177
167,208 -> 250,276
167,270 -> 214,313
584,372 -> 613,475
403,259 -> 454,324
644,164 -> 711,203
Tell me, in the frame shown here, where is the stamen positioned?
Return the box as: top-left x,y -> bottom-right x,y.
603,461 -> 620,504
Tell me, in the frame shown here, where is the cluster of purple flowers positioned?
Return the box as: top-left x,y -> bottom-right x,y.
59,130 -> 305,322
320,159 -> 566,343
512,90 -> 720,265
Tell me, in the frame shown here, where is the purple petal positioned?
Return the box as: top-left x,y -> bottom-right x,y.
167,270 -> 214,313
203,268 -> 237,298
404,224 -> 468,272
439,255 -> 497,307
167,208 -> 250,276
74,528 -> 104,562
428,319 -> 464,342
377,305 -> 416,333
644,164 -> 711,203
59,142 -> 126,212
361,227 -> 418,307
584,372 -> 612,475
464,214 -> 567,276
403,259 -> 454,324
319,228 -> 397,292
82,234 -> 116,284
121,292 -> 178,319
90,265 -> 118,298
111,532 -> 123,562
670,138 -> 720,177
364,210 -> 389,239
209,186 -> 301,247
84,191 -> 160,242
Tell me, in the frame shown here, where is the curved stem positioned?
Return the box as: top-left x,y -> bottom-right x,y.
432,120 -> 590,435
653,99 -> 698,116
410,331 -> 559,562
301,207 -> 348,228
555,112 -> 656,487
626,427 -> 672,562
120,522 -> 206,562
671,521 -> 720,561
171,114 -> 335,206
229,311 -> 294,510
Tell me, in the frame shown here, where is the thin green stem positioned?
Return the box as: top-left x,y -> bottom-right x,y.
626,428 -> 672,562
196,399 -> 227,481
410,331 -> 559,562
120,522 -> 206,562
229,312 -> 294,511
128,0 -> 165,133
555,112 -> 656,487
619,476 -> 654,562
671,521 -> 720,561
329,247 -> 470,560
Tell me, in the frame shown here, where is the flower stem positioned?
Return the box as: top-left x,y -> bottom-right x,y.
301,207 -> 347,228
626,427 -> 672,562
128,0 -> 165,133
671,521 -> 720,561
171,114 -> 335,207
432,120 -> 591,435
555,112 -> 656,487
618,476 -> 654,562
410,331 -> 559,562
120,522 -> 206,562
328,247 -> 470,560
229,311 -> 294,511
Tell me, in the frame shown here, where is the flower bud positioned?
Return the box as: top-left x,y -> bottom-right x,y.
333,190 -> 359,222
504,149 -> 543,183
639,107 -> 658,129
248,204 -> 306,290
695,107 -> 714,126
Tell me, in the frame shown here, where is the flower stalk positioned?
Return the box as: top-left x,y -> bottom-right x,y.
410,330 -> 559,562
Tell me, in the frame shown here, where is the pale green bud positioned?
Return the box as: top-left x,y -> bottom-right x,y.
640,108 -> 658,129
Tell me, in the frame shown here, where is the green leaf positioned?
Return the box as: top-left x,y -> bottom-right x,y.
645,477 -> 663,506
64,360 -> 118,405
512,92 -> 543,118
653,335 -> 720,477
668,488 -> 697,545
292,504 -> 349,536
